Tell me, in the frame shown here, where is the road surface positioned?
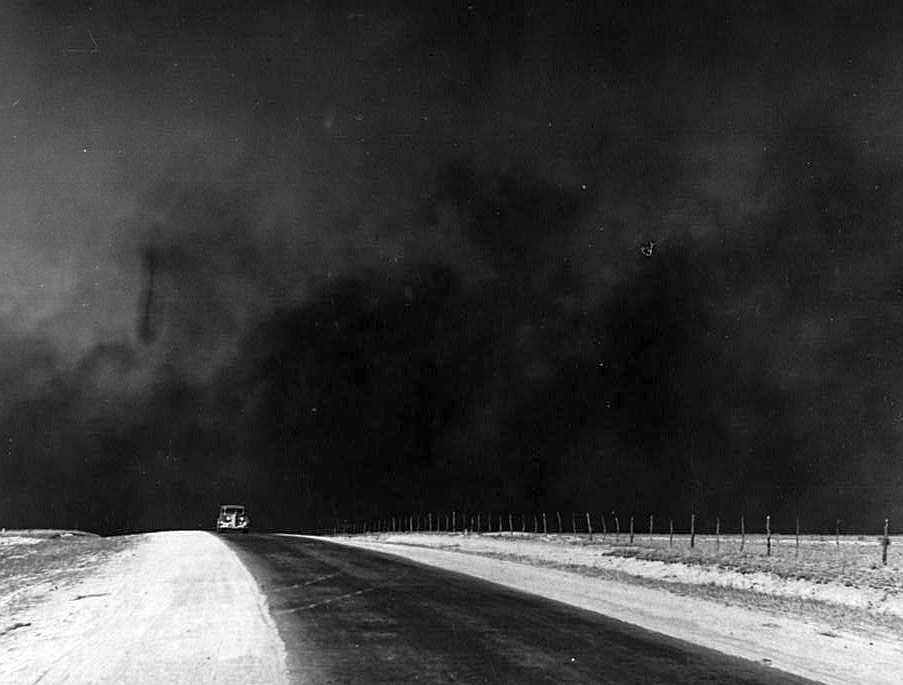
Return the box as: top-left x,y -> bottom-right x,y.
226,534 -> 815,684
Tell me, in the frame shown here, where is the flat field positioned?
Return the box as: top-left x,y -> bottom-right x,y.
580,531 -> 901,588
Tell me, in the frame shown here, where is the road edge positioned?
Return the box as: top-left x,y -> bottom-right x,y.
291,534 -> 903,685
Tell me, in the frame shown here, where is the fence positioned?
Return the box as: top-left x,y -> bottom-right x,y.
313,512 -> 895,566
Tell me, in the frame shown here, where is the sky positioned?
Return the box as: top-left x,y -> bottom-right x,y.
3,1 -> 903,534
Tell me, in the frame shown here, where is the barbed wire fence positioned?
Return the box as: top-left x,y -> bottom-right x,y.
308,511 -> 895,566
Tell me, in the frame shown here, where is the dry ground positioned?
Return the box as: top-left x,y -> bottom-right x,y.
0,530 -> 286,684
0,530 -> 132,637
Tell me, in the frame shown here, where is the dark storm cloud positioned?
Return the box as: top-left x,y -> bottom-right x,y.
4,1 -> 903,532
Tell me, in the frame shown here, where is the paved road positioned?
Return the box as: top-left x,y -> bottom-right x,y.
226,534 -> 815,684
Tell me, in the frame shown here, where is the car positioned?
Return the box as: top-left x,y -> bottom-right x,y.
216,504 -> 250,533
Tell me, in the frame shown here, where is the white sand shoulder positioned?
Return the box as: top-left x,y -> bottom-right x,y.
1,531 -> 287,685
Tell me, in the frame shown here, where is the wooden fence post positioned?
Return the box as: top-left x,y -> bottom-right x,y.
690,513 -> 696,548
766,515 -> 772,556
649,514 -> 654,543
572,513 -> 577,534
740,515 -> 745,552
509,513 -> 514,534
600,513 -> 607,541
614,514 -> 620,541
883,518 -> 890,566
556,511 -> 563,533
543,512 -> 548,534
533,514 -> 538,533
629,516 -> 635,544
586,512 -> 593,541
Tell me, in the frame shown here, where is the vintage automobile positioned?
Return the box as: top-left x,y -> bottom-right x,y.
216,504 -> 250,533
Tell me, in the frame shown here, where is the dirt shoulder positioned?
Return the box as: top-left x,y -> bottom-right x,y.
0,531 -> 287,684
307,532 -> 903,685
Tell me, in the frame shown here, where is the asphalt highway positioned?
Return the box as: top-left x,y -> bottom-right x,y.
226,534 -> 816,684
